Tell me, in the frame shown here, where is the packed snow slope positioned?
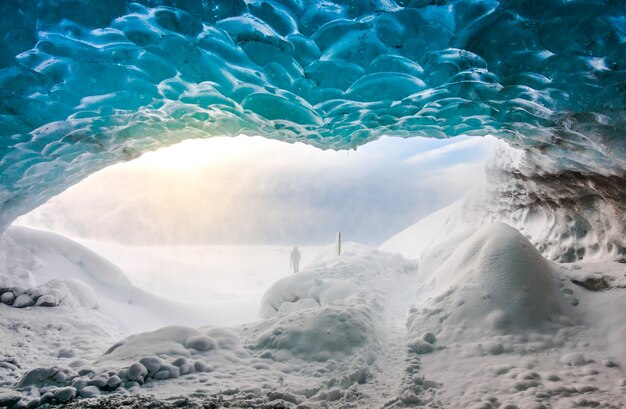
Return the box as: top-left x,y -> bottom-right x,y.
1,0 -> 625,229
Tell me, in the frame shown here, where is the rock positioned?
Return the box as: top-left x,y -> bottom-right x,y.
0,292 -> 15,305
52,387 -> 76,403
127,363 -> 148,382
410,339 -> 434,354
57,348 -> 75,358
78,368 -> 95,377
13,294 -> 35,308
193,360 -> 212,373
0,390 -> 21,407
602,359 -> 618,368
104,375 -> 122,391
25,398 -> 40,409
571,276 -> 612,291
27,287 -> 46,299
171,357 -> 193,375
153,370 -> 171,380
70,378 -> 88,391
17,367 -> 59,388
38,392 -> 53,406
422,332 -> 437,344
78,386 -> 100,398
88,373 -> 109,388
159,363 -> 180,379
11,287 -> 26,297
117,368 -> 128,381
35,294 -> 58,307
139,356 -> 162,376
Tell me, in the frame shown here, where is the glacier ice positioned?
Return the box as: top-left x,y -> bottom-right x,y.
0,0 -> 624,229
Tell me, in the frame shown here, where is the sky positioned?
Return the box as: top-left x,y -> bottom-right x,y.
16,134 -> 497,246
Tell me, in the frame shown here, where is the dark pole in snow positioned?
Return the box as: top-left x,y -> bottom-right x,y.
337,230 -> 341,256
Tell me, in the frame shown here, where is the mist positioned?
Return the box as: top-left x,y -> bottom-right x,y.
16,135 -> 496,246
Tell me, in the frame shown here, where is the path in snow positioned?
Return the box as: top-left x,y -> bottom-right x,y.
366,261 -> 429,407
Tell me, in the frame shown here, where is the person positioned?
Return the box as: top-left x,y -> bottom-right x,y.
290,246 -> 301,273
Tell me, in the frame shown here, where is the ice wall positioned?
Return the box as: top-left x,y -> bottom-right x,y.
0,0 -> 624,230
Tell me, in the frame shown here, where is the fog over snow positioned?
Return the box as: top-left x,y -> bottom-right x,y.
17,135 -> 496,246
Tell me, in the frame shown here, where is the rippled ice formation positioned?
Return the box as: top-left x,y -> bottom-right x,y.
0,0 -> 624,228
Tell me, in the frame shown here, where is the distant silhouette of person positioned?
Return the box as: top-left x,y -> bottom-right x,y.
290,246 -> 301,273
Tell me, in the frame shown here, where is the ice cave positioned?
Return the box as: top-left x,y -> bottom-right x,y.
0,0 -> 625,408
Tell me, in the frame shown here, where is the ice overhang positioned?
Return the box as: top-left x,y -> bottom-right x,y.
0,0 -> 624,230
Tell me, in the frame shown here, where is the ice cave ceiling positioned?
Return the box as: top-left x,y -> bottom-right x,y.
0,0 -> 625,230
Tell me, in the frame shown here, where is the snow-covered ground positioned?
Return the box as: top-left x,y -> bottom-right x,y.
1,215 -> 625,407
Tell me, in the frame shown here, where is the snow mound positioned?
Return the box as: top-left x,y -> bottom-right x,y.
260,272 -> 361,318
396,223 -> 626,408
98,326 -> 242,366
255,304 -> 375,362
255,243 -> 413,362
412,223 -> 572,340
380,193 -> 476,260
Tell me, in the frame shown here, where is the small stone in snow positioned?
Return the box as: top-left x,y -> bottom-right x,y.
139,357 -> 162,376
105,375 -> 122,390
127,363 -> 148,382
153,370 -> 171,380
88,374 -> 109,388
52,386 -> 76,403
0,292 -> 15,305
35,294 -> 58,307
602,359 -> 618,368
422,332 -> 437,344
12,294 -> 35,308
410,339 -> 434,354
79,386 -> 100,399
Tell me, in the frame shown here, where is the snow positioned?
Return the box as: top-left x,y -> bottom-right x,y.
72,239 -> 324,321
397,223 -> 626,408
0,214 -> 624,407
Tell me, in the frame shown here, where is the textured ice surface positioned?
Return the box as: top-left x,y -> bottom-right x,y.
382,141 -> 626,262
0,0 -> 625,229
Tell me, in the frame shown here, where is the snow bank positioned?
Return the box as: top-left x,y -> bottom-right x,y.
397,223 -> 626,408
423,223 -> 572,335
